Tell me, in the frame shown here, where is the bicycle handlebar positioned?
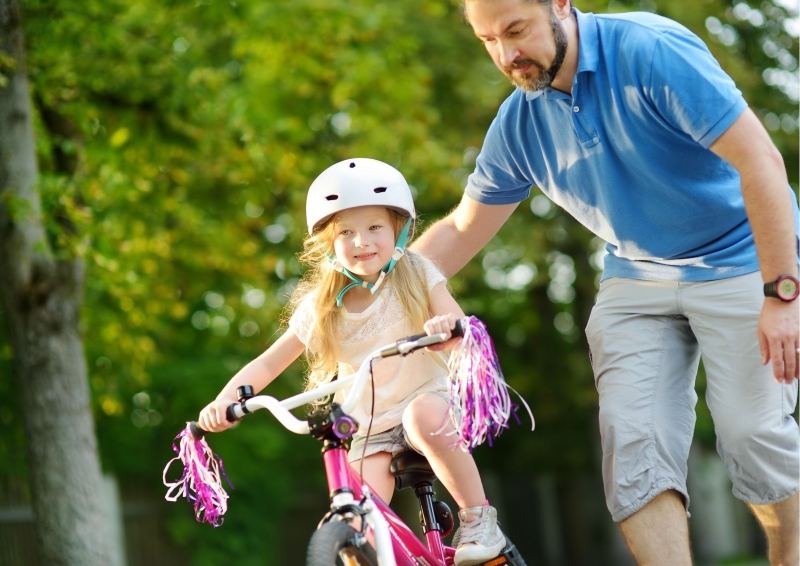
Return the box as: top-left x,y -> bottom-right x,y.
194,319 -> 464,437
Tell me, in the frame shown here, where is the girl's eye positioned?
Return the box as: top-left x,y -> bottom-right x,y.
338,229 -> 352,236
370,224 -> 383,231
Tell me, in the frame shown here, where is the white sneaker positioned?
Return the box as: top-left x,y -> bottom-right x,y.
453,505 -> 507,566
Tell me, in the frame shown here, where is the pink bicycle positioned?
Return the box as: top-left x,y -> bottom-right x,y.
172,321 -> 528,566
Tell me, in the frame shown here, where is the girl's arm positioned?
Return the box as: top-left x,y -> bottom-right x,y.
198,330 -> 306,432
423,282 -> 466,351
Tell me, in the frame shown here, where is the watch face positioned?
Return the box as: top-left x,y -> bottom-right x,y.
777,277 -> 799,300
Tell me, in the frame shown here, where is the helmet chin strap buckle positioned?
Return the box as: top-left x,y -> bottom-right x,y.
370,271 -> 387,294
328,256 -> 345,273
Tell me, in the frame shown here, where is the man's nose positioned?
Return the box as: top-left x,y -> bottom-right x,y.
498,41 -> 519,68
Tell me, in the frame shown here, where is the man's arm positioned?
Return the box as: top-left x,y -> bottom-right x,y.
710,107 -> 799,382
412,194 -> 519,277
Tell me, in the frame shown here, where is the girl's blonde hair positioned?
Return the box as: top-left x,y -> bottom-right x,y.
288,209 -> 431,391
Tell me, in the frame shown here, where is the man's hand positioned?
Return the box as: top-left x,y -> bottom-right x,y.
758,299 -> 800,383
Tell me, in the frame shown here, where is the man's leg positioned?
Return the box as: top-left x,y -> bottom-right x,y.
749,493 -> 799,566
685,273 -> 800,566
585,278 -> 699,564
619,490 -> 692,566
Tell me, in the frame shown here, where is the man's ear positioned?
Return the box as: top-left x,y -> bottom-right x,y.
552,0 -> 572,19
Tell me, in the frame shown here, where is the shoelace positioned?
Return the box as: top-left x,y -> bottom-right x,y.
454,514 -> 488,546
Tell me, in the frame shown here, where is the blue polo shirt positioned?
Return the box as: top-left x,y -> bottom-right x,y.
466,9 -> 799,281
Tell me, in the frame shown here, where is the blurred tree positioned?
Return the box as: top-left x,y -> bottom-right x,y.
0,0 -> 116,563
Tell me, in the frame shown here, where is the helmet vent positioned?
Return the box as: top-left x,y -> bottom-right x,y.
349,162 -> 356,168
373,187 -> 387,193
325,194 -> 339,201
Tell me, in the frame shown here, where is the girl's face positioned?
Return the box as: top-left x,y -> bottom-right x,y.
332,206 -> 397,283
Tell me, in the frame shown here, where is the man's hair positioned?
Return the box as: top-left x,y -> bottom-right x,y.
462,0 -> 553,17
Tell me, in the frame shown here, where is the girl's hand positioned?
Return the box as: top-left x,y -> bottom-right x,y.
424,313 -> 462,351
198,398 -> 238,433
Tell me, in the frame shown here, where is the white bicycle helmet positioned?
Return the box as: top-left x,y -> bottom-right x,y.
306,157 -> 416,234
305,158 -> 417,307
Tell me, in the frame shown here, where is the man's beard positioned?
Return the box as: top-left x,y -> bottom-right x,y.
506,14 -> 568,92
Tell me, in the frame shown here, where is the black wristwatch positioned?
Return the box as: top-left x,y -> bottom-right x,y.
763,274 -> 800,302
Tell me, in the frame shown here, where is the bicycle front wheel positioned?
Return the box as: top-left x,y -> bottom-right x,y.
306,520 -> 378,566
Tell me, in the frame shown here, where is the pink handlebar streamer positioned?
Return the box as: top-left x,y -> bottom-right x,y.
163,423 -> 232,527
446,316 -> 534,452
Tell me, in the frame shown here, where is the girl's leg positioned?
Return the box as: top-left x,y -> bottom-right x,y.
350,451 -> 395,503
401,393 -> 486,509
404,393 -> 507,564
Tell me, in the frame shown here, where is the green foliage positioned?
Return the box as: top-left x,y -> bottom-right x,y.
3,0 -> 796,562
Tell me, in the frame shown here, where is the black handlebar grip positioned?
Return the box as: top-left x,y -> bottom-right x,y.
189,421 -> 206,440
225,404 -> 241,423
452,318 -> 464,338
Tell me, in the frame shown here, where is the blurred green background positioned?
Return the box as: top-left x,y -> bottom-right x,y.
1,0 -> 797,564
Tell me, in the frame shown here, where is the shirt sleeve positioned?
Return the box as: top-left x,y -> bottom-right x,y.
465,93 -> 535,205
646,27 -> 747,148
287,294 -> 316,346
415,254 -> 447,290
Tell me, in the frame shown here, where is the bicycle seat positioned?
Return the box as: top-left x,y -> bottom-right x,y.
389,450 -> 437,490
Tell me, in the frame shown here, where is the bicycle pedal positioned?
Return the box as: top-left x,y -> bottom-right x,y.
479,541 -> 526,566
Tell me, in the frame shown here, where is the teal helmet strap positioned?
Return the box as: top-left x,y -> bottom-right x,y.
330,216 -> 414,307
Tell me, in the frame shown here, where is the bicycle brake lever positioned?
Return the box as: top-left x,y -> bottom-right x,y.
396,333 -> 449,355
378,319 -> 466,358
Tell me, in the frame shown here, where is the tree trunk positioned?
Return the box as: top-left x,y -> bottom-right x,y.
0,1 -> 116,564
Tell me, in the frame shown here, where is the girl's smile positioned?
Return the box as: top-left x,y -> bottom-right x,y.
354,251 -> 378,260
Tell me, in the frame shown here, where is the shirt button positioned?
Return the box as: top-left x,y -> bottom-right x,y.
573,105 -> 580,113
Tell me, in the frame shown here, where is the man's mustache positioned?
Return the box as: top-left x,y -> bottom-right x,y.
508,58 -> 539,71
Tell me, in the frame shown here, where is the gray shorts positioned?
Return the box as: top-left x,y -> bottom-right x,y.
348,425 -> 416,463
347,391 -> 451,463
585,272 -> 799,522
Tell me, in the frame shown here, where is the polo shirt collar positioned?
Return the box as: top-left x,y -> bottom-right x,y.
524,7 -> 599,101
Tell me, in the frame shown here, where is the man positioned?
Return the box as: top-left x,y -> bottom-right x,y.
412,0 -> 800,563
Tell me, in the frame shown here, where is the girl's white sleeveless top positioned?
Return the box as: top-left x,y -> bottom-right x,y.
289,255 -> 450,436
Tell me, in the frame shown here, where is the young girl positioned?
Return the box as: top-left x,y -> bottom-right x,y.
198,158 -> 506,565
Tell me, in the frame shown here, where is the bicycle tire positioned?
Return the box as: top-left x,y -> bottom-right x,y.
306,520 -> 378,566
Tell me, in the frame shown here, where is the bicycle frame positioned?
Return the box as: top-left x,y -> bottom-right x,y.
321,438 -> 454,566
